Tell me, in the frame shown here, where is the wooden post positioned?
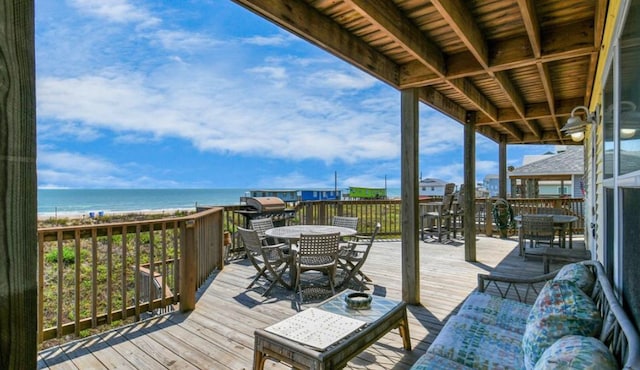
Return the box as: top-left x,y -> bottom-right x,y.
180,220 -> 197,311
0,1 -> 37,368
464,112 -> 477,262
400,88 -> 420,305
485,199 -> 493,237
499,136 -> 507,199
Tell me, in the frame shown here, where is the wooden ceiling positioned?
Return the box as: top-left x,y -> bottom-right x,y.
231,0 -> 608,145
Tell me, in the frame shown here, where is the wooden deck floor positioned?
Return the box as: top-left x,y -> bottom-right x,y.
38,235 -> 556,369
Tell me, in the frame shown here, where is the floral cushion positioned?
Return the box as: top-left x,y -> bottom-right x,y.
553,262 -> 595,295
533,335 -> 618,369
522,280 -> 602,369
457,292 -> 532,334
426,315 -> 524,369
410,351 -> 474,370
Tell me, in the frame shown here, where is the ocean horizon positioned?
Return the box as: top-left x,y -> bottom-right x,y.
38,188 -> 402,218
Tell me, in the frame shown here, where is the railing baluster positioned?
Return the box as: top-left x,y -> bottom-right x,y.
121,225 -> 127,321
91,228 -> 98,328
57,231 -> 63,338
74,229 -> 81,337
134,224 -> 141,321
106,226 -> 112,325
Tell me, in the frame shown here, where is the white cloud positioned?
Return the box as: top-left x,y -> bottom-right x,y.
242,34 -> 291,46
69,0 -> 160,27
153,30 -> 223,51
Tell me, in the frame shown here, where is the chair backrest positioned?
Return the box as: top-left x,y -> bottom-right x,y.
444,183 -> 456,196
297,232 -> 341,260
237,227 -> 263,255
521,215 -> 555,240
332,216 -> 358,230
250,217 -> 275,239
442,194 -> 454,213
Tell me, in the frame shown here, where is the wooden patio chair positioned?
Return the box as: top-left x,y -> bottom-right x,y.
422,194 -> 454,242
337,222 -> 380,290
536,207 -> 566,245
520,215 -> 556,259
295,232 -> 341,302
249,217 -> 276,245
332,215 -> 358,229
238,227 -> 291,296
332,215 -> 359,245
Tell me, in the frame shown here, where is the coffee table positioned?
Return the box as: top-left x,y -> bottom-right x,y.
253,290 -> 411,369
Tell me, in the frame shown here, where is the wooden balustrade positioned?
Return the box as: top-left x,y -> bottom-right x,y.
219,197 -> 584,248
37,207 -> 224,344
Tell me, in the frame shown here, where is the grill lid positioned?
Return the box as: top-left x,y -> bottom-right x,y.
245,197 -> 286,212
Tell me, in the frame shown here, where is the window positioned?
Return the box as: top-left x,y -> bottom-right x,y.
603,68 -> 614,180
619,2 -> 640,176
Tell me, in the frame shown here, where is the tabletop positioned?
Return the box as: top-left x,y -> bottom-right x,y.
514,214 -> 578,224
265,225 -> 357,241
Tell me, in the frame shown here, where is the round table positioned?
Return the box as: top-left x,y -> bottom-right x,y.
265,225 -> 357,243
514,214 -> 578,249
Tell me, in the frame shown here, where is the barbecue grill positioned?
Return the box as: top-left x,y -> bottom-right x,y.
235,197 -> 296,228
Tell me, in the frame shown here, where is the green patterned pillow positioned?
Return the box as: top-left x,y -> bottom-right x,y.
553,262 -> 595,295
522,280 -> 602,369
534,335 -> 617,369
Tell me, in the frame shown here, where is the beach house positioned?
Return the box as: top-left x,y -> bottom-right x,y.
3,1 -> 640,368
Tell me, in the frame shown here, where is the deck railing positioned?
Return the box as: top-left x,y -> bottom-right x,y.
37,207 -> 224,344
220,197 -> 584,254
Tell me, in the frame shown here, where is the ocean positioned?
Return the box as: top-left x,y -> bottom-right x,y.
38,188 -> 401,218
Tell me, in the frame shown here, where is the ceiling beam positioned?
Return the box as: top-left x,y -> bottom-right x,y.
418,87 -> 466,123
430,0 -> 489,69
517,0 -> 541,58
449,78 -> 498,122
475,97 -> 585,126
399,21 -> 596,88
345,0 -> 445,77
418,87 -> 503,143
494,71 -> 542,138
231,0 -> 399,87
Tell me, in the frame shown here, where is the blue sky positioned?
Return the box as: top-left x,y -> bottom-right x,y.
35,0 -> 555,190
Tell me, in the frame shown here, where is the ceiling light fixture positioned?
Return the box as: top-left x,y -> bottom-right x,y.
561,105 -> 599,142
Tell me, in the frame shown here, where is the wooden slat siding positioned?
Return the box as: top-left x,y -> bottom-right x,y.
36,236 -> 557,370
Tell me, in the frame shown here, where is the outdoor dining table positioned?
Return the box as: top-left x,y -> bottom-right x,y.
265,225 -> 358,289
264,224 -> 357,244
514,214 -> 579,249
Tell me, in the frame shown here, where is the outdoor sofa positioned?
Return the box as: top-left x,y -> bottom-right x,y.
411,260 -> 640,369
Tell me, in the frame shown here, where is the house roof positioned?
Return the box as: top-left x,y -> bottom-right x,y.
232,0 -> 606,145
509,146 -> 584,177
419,178 -> 448,186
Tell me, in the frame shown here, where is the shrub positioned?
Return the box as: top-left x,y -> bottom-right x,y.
45,247 -> 77,265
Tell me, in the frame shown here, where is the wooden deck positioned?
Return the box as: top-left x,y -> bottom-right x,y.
38,235 -> 557,369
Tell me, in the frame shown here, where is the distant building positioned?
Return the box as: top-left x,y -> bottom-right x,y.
508,146 -> 584,198
345,187 -> 387,199
246,189 -> 299,203
299,189 -> 341,201
419,178 -> 450,197
482,174 -> 511,197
